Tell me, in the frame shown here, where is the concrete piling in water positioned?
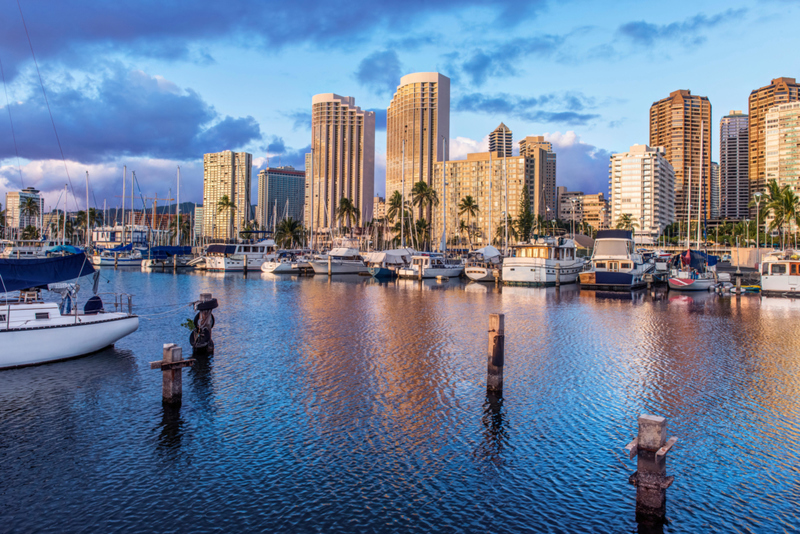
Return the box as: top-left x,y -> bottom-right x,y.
150,343 -> 195,403
625,414 -> 678,523
486,314 -> 505,392
114,252 -> 118,269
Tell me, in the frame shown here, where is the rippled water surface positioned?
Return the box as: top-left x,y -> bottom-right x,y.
1,269 -> 799,533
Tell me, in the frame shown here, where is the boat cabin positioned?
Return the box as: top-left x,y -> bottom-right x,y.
206,240 -> 275,257
509,242 -> 575,261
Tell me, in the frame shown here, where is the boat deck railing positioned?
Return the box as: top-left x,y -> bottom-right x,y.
96,292 -> 134,315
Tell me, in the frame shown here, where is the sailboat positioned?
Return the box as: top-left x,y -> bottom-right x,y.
0,253 -> 139,368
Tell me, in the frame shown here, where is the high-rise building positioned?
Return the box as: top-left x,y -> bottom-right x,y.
582,193 -> 610,230
519,136 -> 557,219
4,186 -> 44,237
432,150 -> 547,247
373,196 -> 386,221
710,162 -> 720,219
749,77 -> 800,208
202,151 -> 252,240
194,206 -> 204,238
609,145 -> 675,239
720,111 -> 749,220
650,89 -> 712,221
386,73 -> 450,216
489,123 -> 513,158
256,166 -> 306,229
558,190 -> 584,222
766,102 -> 800,195
307,93 -> 375,230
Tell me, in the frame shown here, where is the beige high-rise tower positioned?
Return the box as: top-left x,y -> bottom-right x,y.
748,77 -> 800,207
519,136 -> 557,220
650,89 -> 711,221
489,123 -> 513,157
386,73 -> 450,209
202,150 -> 252,240
306,93 -> 375,230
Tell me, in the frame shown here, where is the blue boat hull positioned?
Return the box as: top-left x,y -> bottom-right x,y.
369,266 -> 396,279
579,270 -> 646,291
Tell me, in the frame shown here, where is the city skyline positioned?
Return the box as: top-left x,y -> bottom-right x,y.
0,1 -> 799,213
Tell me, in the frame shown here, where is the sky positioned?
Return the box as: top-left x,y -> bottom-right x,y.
0,0 -> 798,214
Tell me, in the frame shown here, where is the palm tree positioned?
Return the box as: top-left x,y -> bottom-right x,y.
414,218 -> 430,247
21,225 -> 39,240
458,219 -> 469,248
21,196 -> 40,220
169,217 -> 192,245
336,197 -> 361,237
494,218 -> 517,246
216,195 -> 237,239
411,181 -> 440,249
615,213 -> 638,231
761,180 -> 800,248
458,196 -> 479,250
275,217 -> 304,248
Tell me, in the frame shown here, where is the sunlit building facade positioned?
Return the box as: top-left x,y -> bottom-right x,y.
609,144 -> 675,239
256,166 -> 305,229
720,111 -> 749,220
4,186 -> 44,237
202,151 -> 252,240
519,136 -> 557,219
766,102 -> 800,195
307,93 -> 375,230
650,89 -> 712,221
489,123 -> 513,158
386,73 -> 450,216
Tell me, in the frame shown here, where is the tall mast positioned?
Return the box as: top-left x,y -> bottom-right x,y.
273,199 -> 277,237
176,166 -> 181,246
130,167 -> 134,241
122,165 -> 126,245
62,183 -> 67,246
309,148 -> 314,252
401,136 -> 405,248
686,164 -> 692,249
503,152 -> 508,255
85,171 -> 90,250
489,151 -> 492,248
441,136 -> 448,253
697,120 -> 703,247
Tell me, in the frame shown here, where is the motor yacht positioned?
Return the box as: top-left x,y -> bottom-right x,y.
760,249 -> 800,297
203,240 -> 277,271
397,253 -> 464,279
309,248 -> 369,275
503,237 -> 584,286
579,230 -> 653,290
464,245 -> 503,282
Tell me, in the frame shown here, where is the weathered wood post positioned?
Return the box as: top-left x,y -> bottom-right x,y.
734,271 -> 742,294
243,258 -> 248,276
625,415 -> 678,521
555,263 -> 561,287
114,252 -> 118,268
486,314 -> 505,392
328,254 -> 332,276
150,343 -> 195,403
418,259 -> 423,281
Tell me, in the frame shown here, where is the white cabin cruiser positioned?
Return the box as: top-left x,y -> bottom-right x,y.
465,245 -> 503,282
503,237 -> 584,286
261,251 -> 312,274
365,248 -> 413,279
578,230 -> 653,291
309,248 -> 368,275
91,248 -> 143,267
203,240 -> 277,271
0,239 -> 71,259
0,254 -> 139,369
397,253 -> 464,279
760,249 -> 800,297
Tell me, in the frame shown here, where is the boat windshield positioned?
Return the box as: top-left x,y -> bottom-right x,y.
594,240 -> 630,257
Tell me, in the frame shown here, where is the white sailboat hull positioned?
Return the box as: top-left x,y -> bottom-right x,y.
465,266 -> 497,282
397,266 -> 464,279
205,255 -> 268,272
262,261 -> 299,274
91,256 -> 142,267
309,260 -> 369,274
0,314 -> 139,368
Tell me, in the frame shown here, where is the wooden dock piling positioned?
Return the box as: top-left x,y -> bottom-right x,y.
486,314 -> 505,392
150,343 -> 195,403
555,264 -> 561,287
625,414 -> 677,521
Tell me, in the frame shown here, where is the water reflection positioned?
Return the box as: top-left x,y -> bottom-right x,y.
475,390 -> 511,468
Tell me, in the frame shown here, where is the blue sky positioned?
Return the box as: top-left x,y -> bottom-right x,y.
0,0 -> 798,213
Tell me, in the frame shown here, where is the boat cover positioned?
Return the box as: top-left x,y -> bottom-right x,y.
670,250 -> 719,270
206,244 -> 237,254
474,245 -> 502,259
364,248 -> 412,265
47,245 -> 83,254
0,253 -> 95,293
596,230 -> 632,240
105,243 -> 134,252
149,246 -> 192,258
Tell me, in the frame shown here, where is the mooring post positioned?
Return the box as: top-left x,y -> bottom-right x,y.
555,263 -> 561,287
625,414 -> 677,522
190,293 -> 218,353
243,259 -> 248,276
328,255 -> 332,276
486,313 -> 505,392
150,343 -> 195,403
646,274 -> 652,290
418,260 -> 423,281
735,271 -> 742,294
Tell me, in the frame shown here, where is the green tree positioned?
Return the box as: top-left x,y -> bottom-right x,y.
21,225 -> 39,240
275,217 -> 305,248
216,194 -> 237,239
21,196 -> 40,220
458,195 -> 480,250
615,213 -> 638,231
169,217 -> 192,245
336,197 -> 361,237
515,188 -> 533,242
494,218 -> 517,246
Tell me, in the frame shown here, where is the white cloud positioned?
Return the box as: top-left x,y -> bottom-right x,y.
449,135 -> 489,160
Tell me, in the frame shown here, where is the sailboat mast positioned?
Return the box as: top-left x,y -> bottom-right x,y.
686,165 -> 692,249
85,171 -> 90,250
697,120 -> 703,247
176,166 -> 181,246
122,165 -> 126,245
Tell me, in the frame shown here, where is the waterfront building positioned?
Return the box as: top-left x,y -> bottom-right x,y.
749,77 -> 800,211
386,72 -> 450,220
307,93 -> 375,230
519,136 -> 557,219
710,162 -> 720,219
650,89 -> 712,221
582,193 -> 610,230
4,187 -> 44,238
256,166 -> 305,229
432,151 -> 545,247
373,196 -> 386,221
194,206 -> 204,238
557,189 -> 584,222
489,123 -> 513,158
202,150 -> 252,240
766,102 -> 800,195
609,144 -> 675,240
720,111 -> 750,220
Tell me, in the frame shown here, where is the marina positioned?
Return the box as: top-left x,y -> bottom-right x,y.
1,267 -> 799,532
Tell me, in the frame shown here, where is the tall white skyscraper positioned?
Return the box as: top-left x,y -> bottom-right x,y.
202,150 -> 252,240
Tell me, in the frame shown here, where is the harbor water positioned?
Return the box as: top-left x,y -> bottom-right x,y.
1,270 -> 799,533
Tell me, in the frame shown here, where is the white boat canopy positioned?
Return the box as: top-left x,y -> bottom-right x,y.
364,248 -> 413,265
474,245 -> 502,259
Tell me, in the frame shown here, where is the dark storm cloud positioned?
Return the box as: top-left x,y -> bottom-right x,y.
0,0 -> 548,79
617,9 -> 747,47
0,67 -> 261,163
354,50 -> 402,96
455,92 -> 600,126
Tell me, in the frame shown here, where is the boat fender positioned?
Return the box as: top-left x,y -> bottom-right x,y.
196,298 -> 218,311
193,312 -> 215,330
